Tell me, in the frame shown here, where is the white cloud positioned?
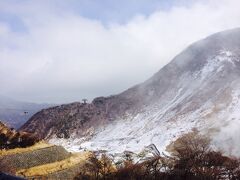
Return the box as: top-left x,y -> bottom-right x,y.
0,0 -> 240,103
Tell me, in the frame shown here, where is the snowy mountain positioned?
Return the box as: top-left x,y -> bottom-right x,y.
21,28 -> 240,156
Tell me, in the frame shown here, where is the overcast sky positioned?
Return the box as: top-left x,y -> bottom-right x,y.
0,0 -> 240,103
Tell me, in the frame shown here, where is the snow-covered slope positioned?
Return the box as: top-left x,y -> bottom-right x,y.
22,28 -> 240,156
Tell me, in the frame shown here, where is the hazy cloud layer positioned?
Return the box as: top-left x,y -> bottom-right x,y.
0,0 -> 240,103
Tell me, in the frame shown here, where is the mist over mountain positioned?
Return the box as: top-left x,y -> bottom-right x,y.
0,95 -> 53,129
21,28 -> 240,156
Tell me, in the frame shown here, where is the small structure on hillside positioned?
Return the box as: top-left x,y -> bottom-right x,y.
82,99 -> 88,104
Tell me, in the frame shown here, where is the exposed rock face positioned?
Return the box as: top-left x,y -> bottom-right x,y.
21,28 -> 240,156
20,96 -> 137,140
0,121 -> 38,149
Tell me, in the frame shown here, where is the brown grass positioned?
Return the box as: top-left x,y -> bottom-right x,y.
16,152 -> 91,177
0,141 -> 52,156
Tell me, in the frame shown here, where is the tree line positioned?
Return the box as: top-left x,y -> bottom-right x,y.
74,131 -> 240,180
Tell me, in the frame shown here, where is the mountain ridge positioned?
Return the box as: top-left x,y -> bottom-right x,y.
21,28 -> 240,156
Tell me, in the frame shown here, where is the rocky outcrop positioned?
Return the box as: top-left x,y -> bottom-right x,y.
20,95 -> 137,140
0,121 -> 39,149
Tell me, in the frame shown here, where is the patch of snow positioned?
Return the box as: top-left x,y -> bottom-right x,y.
200,50 -> 235,80
49,50 -> 240,157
